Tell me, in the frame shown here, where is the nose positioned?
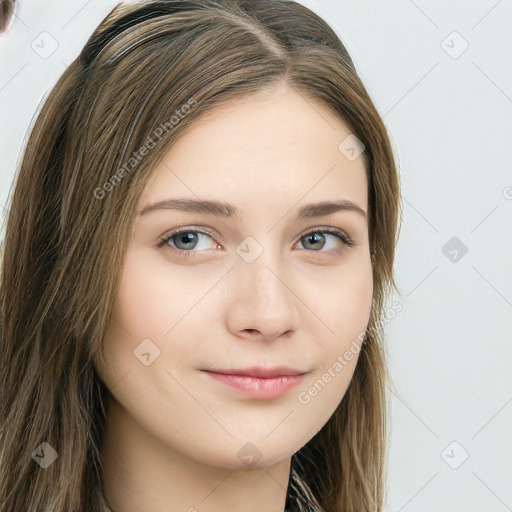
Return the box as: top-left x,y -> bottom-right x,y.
224,253 -> 301,342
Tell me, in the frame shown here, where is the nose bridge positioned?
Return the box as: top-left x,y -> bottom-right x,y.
238,240 -> 287,304
227,236 -> 300,339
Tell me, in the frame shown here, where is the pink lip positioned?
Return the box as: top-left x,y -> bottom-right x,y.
202,367 -> 307,399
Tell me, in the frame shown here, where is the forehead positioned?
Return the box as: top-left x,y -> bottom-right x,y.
138,84 -> 368,220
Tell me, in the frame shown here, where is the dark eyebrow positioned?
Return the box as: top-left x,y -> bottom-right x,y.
138,198 -> 366,220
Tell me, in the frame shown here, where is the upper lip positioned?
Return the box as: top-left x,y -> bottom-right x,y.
203,366 -> 307,378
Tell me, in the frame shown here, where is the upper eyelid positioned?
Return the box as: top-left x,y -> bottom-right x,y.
159,225 -> 353,247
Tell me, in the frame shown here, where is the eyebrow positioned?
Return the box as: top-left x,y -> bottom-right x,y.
138,198 -> 367,220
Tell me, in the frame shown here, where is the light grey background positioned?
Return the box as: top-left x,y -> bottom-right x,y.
1,1 -> 511,511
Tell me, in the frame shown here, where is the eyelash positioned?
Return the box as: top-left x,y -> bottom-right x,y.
157,226 -> 355,257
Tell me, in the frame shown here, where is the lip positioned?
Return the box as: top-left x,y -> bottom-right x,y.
201,366 -> 308,399
207,366 -> 307,378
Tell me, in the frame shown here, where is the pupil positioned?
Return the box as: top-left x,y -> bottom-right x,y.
305,233 -> 324,249
176,232 -> 196,249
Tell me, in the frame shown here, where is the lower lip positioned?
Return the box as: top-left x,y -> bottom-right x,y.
203,371 -> 305,399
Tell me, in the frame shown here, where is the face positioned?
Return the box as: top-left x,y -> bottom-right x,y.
95,81 -> 373,470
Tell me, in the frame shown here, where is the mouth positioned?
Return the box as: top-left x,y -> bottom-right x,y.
200,366 -> 308,399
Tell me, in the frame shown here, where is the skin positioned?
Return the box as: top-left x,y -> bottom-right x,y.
95,80 -> 373,512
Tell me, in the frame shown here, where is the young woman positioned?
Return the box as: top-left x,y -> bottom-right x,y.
0,1 -> 402,510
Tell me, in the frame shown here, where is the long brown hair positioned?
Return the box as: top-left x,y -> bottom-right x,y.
0,1 -> 402,510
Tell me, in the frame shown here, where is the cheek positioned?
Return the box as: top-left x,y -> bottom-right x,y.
112,249 -> 179,336
337,265 -> 373,337
111,245 -> 217,337
98,245 -> 224,381
95,248 -> 169,384
299,257 -> 372,398
293,268 -> 372,439
305,255 -> 373,347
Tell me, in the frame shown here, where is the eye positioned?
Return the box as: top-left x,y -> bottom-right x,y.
157,226 -> 354,257
297,228 -> 354,251
157,228 -> 220,257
